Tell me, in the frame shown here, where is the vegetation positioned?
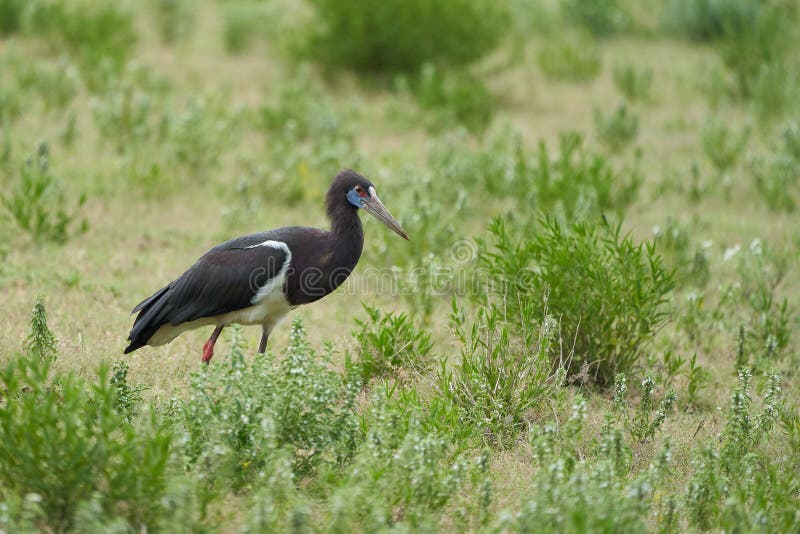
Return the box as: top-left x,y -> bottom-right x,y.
1,0 -> 799,531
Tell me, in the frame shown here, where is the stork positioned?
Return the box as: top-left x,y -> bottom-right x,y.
124,169 -> 408,362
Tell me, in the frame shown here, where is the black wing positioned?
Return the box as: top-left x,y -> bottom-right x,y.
124,237 -> 289,353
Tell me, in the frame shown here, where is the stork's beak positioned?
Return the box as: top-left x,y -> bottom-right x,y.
363,186 -> 409,240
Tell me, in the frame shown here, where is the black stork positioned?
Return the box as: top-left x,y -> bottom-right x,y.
124,169 -> 408,363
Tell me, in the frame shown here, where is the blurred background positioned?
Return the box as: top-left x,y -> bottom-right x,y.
0,0 -> 799,530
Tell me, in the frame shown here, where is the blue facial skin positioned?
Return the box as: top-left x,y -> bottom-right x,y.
347,188 -> 366,209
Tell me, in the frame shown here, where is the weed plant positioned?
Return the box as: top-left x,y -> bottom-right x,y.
594,104 -> 639,152
538,33 -> 602,82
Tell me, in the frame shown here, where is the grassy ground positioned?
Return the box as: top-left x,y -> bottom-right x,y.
1,0 -> 799,532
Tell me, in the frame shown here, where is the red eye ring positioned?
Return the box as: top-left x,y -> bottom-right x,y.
356,186 -> 369,198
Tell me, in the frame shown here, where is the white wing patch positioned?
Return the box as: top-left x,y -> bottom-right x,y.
247,240 -> 292,304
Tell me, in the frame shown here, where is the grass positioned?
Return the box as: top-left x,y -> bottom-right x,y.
0,0 -> 799,531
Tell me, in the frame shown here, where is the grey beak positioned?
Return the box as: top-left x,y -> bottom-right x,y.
363,186 -> 409,240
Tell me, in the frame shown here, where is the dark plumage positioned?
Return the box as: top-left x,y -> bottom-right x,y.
124,169 -> 408,362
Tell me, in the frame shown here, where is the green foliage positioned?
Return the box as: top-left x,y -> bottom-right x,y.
0,0 -> 24,36
615,374 -> 677,443
326,389 -> 472,530
221,1 -> 284,54
538,33 -> 602,82
304,0 -> 509,72
26,0 -> 137,88
477,217 -> 675,386
437,297 -> 567,446
613,64 -> 653,102
685,370 -> 799,532
562,0 -> 630,37
701,118 -> 750,174
110,361 -> 145,423
24,296 -> 57,363
652,217 -> 711,288
351,304 -> 433,383
594,104 -> 639,152
0,144 -> 87,242
715,2 -> 798,100
751,121 -> 800,212
150,0 -> 196,44
171,320 -> 360,490
511,395 -> 672,533
411,63 -> 494,134
661,0 -> 760,42
0,303 -> 172,532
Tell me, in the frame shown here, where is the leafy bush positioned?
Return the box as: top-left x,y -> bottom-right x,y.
701,118 -> 750,174
685,370 -> 798,531
661,0 -> 760,42
0,0 -> 24,36
221,0 -> 284,54
477,217 -> 675,386
594,104 -> 639,152
351,304 -> 433,383
0,144 -> 87,242
538,33 -> 601,82
613,64 -> 653,102
652,217 -> 711,288
326,389 -> 472,530
508,395 -> 673,532
0,302 -> 173,532
304,0 -> 509,72
411,63 -> 494,134
24,296 -> 57,363
150,0 -> 196,44
562,0 -> 630,37
751,121 -> 800,212
171,320 -> 360,488
26,0 -> 137,87
437,297 -> 567,446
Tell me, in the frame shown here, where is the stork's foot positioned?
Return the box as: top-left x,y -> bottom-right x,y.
202,340 -> 215,364
202,325 -> 224,364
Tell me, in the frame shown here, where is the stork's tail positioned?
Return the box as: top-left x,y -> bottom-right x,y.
124,285 -> 170,354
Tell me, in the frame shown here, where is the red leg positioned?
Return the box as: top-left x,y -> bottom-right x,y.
202,325 -> 224,364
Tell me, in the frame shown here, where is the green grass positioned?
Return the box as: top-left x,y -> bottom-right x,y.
1,0 -> 799,531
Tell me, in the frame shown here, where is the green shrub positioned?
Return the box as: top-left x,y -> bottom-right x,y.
412,63 -> 494,134
150,0 -> 196,44
0,144 -> 87,243
477,217 -> 675,387
594,104 -> 639,153
351,304 -> 433,383
661,0 -> 760,42
652,217 -> 711,288
701,118 -> 750,174
715,2 -> 798,99
562,0 -> 630,37
437,297 -> 567,446
0,302 -> 173,532
613,64 -> 653,102
172,320 -> 360,488
26,0 -> 137,88
430,129 -> 640,225
221,1 -> 285,54
538,33 -> 601,82
0,0 -> 24,36
326,388 -> 471,530
304,0 -> 509,72
685,370 -> 798,532
23,296 -> 57,363
509,395 -> 672,532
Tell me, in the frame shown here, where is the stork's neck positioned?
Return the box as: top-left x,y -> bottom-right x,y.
328,204 -> 364,272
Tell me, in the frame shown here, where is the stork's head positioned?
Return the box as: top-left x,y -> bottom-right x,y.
328,169 -> 409,240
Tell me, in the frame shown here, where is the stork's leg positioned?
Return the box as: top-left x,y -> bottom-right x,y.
202,325 -> 224,364
258,326 -> 270,354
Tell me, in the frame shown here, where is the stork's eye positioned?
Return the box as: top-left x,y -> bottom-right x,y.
355,185 -> 369,198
